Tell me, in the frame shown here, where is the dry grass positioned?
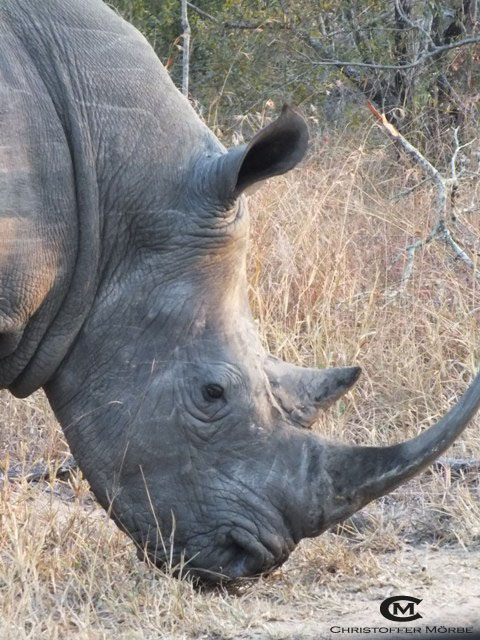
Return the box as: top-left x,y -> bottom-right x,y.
1,128 -> 480,638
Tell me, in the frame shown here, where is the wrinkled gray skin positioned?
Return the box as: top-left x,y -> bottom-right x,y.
1,0 -> 480,583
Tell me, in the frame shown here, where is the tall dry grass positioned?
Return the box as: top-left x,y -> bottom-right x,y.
0,128 -> 479,638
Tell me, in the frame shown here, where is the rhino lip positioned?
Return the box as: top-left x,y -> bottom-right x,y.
140,526 -> 292,584
224,528 -> 276,578
196,527 -> 293,583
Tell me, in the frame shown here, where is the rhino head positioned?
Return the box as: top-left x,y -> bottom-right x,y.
44,104 -> 480,582
2,0 -> 479,584
40,105 -> 360,580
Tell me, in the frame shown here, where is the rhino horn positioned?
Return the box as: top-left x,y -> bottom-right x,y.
301,372 -> 480,537
265,355 -> 361,428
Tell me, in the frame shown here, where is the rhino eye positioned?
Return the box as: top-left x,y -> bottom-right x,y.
203,384 -> 224,401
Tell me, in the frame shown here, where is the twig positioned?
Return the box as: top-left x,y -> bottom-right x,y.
394,0 -> 435,48
402,223 -> 442,284
310,35 -> 480,71
448,129 -> 477,221
187,2 -> 480,56
451,128 -> 476,181
441,226 -> 477,269
367,102 -> 446,211
432,456 -> 480,475
1,458 -> 78,484
186,2 -> 282,30
186,1 -> 217,23
392,177 -> 430,200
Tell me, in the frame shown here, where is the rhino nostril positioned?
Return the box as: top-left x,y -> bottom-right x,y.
223,550 -> 255,579
226,529 -> 272,578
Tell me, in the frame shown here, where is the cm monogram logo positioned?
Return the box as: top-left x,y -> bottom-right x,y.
380,595 -> 423,622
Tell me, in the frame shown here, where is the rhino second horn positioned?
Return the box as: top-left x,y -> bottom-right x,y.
265,356 -> 361,428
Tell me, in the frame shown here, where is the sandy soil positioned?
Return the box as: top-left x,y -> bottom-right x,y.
235,547 -> 480,639
2,473 -> 479,640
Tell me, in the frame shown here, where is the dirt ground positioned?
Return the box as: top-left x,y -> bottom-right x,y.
3,471 -> 477,640
235,547 -> 480,639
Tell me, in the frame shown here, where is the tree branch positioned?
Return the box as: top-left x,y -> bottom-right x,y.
367,102 -> 480,287
309,35 -> 480,71
186,1 -> 217,24
394,0 -> 435,47
181,0 -> 191,96
186,2 -> 284,30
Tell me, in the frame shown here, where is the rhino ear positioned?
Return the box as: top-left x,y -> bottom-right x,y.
214,104 -> 309,204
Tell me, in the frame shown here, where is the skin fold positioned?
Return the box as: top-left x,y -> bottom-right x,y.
1,0 -> 479,582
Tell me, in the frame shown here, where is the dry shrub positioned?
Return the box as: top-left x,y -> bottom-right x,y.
250,128 -> 480,452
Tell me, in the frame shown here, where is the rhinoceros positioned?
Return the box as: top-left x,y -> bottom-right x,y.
1,0 -> 479,582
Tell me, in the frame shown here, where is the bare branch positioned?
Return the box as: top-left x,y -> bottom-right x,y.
309,35 -> 480,71
433,457 -> 480,475
186,2 -> 283,30
401,222 -> 444,286
368,102 -> 480,287
394,0 -> 435,47
450,127 -> 476,184
186,1 -> 217,24
181,0 -> 191,97
392,177 -> 429,200
1,457 -> 78,484
441,226 -> 477,269
367,102 -> 446,211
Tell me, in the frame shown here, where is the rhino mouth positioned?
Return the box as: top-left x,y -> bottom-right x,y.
139,525 -> 294,584
215,527 -> 292,581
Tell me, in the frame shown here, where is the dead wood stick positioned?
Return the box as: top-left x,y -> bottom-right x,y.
432,456 -> 480,475
0,457 -> 78,484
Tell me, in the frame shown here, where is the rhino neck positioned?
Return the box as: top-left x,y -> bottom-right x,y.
1,0 -> 216,396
